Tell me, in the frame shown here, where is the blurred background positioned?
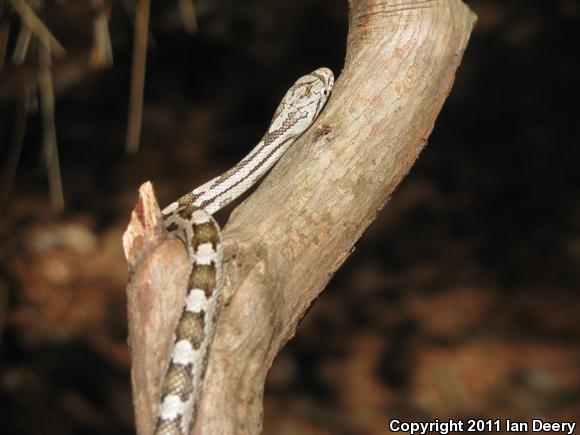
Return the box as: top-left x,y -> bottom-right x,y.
0,1 -> 579,434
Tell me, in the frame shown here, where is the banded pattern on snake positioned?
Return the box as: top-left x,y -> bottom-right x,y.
154,67 -> 334,434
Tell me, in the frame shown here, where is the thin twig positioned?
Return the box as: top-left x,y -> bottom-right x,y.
126,0 -> 150,154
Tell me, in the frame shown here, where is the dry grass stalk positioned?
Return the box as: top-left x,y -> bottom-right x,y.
38,41 -> 64,211
12,21 -> 32,64
0,21 -> 10,70
8,0 -> 65,57
178,0 -> 198,33
126,0 -> 150,154
0,86 -> 32,208
89,0 -> 113,68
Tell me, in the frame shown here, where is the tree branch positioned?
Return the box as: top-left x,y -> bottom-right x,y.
123,1 -> 477,434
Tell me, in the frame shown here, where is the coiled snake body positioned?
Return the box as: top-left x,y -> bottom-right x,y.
155,68 -> 334,434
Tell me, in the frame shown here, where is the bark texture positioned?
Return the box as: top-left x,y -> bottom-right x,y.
123,1 -> 477,433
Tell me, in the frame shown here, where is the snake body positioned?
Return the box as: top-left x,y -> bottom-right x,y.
155,67 -> 334,435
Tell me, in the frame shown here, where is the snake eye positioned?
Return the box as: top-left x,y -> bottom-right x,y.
323,89 -> 328,96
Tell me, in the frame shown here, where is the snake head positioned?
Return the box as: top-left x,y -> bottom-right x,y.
289,67 -> 334,118
269,67 -> 334,137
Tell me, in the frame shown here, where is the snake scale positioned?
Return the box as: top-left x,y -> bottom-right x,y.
154,67 -> 334,435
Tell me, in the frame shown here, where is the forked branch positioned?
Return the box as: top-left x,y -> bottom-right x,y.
123,1 -> 477,433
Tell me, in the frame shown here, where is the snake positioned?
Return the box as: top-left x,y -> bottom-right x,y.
154,67 -> 334,435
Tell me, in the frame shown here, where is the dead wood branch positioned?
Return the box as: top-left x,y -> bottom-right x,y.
124,1 -> 477,434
